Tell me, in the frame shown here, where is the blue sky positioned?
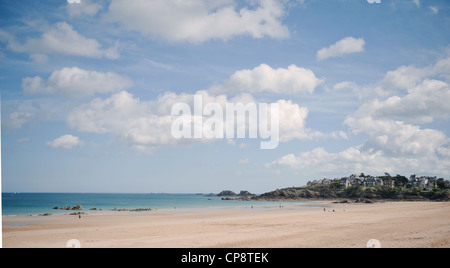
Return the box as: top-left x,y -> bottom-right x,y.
1,0 -> 450,193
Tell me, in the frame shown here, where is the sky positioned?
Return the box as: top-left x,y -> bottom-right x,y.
1,0 -> 450,194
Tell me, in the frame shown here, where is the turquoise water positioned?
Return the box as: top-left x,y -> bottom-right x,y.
2,193 -> 303,216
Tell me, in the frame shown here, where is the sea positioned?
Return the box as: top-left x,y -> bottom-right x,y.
1,192 -> 308,216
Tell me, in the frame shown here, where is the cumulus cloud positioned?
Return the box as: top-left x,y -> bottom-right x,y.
22,67 -> 133,98
0,22 -> 119,59
104,0 -> 289,43
317,37 -> 365,61
268,55 -> 450,177
5,112 -> 35,129
269,105 -> 450,176
382,65 -> 429,90
366,79 -> 450,123
67,90 -> 216,152
267,145 -> 450,178
340,56 -> 450,166
66,89 -> 324,152
46,135 -> 84,149
380,54 -> 450,90
67,0 -> 102,18
357,56 -> 450,123
277,100 -> 326,142
2,99 -> 64,130
61,61 -> 339,152
210,64 -> 322,95
344,116 -> 448,156
267,147 -> 390,175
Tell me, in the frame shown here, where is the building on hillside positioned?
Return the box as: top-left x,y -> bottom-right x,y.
307,174 -> 440,190
408,175 -> 438,190
362,177 -> 376,187
383,179 -> 395,189
340,177 -> 352,189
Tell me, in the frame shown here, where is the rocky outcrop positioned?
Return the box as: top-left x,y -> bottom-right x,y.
55,206 -> 72,210
72,204 -> 83,210
216,190 -> 257,200
252,185 -> 449,202
253,187 -> 336,200
217,190 -> 237,196
52,204 -> 83,210
216,190 -> 255,196
257,188 -> 317,199
238,191 -> 254,196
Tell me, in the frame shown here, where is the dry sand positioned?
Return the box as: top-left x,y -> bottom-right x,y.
2,201 -> 449,248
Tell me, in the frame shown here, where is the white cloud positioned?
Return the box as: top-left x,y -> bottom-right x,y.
104,0 -> 289,43
46,135 -> 84,149
359,56 -> 450,123
66,89 -> 327,152
67,90 -> 200,152
268,54 -> 450,178
341,56 -> 450,167
68,90 -> 155,134
5,112 -> 34,129
67,90 -> 259,151
429,6 -> 439,14
382,65 -> 429,90
67,0 -> 102,18
267,147 -> 387,175
0,22 -> 119,59
367,79 -> 450,123
332,81 -> 359,92
413,0 -> 420,8
207,64 -> 332,141
344,116 -> 448,156
433,56 -> 450,80
2,99 -> 63,130
22,67 -> 133,98
210,64 -> 322,95
269,109 -> 450,176
317,37 -> 365,61
277,99 -> 325,142
267,145 -> 450,178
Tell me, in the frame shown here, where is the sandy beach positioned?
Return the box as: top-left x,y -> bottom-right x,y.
2,201 -> 449,248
